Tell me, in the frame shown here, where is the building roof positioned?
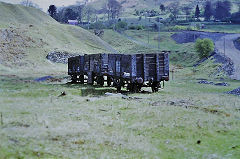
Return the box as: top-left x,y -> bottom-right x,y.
68,20 -> 78,23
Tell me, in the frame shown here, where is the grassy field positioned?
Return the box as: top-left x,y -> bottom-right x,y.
1,2 -> 240,158
0,70 -> 240,158
201,24 -> 240,34
123,30 -> 199,67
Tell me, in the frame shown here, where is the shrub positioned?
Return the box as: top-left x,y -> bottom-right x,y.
89,21 -> 105,30
167,25 -> 188,31
129,25 -> 136,30
115,21 -> 128,31
136,25 -> 144,30
128,25 -> 144,30
195,38 -> 214,59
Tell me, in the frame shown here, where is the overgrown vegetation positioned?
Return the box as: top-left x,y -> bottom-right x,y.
195,39 -> 215,59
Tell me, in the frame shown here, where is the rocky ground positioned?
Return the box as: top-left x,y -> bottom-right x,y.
46,51 -> 78,64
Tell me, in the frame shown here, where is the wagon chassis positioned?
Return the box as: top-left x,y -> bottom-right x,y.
70,73 -> 164,93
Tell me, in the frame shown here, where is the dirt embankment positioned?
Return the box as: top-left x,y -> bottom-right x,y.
0,27 -> 46,66
233,38 -> 240,51
172,31 -> 240,80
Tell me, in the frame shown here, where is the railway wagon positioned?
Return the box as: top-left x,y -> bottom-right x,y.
68,53 -> 169,92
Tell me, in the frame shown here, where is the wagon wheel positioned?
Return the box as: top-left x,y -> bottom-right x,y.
114,79 -> 122,93
117,86 -> 121,92
71,75 -> 77,83
151,82 -> 160,93
79,75 -> 84,84
127,83 -> 134,92
107,76 -> 112,87
87,72 -> 94,85
97,76 -> 104,86
133,84 -> 142,93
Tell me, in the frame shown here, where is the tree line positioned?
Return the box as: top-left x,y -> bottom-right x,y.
48,0 -> 122,24
166,0 -> 235,22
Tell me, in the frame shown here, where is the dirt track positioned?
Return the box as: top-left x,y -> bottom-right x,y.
215,34 -> 240,80
172,31 -> 240,80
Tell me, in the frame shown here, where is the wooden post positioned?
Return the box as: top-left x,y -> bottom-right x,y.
1,112 -> 3,125
171,69 -> 174,81
224,37 -> 226,56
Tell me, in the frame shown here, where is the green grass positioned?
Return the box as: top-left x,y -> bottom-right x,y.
101,29 -> 158,53
0,2 -> 240,158
201,24 -> 240,33
124,30 -> 199,66
0,71 -> 240,158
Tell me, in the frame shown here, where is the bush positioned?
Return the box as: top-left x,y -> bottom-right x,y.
115,21 -> 128,31
128,25 -> 144,30
231,12 -> 240,24
195,39 -> 214,59
89,21 -> 106,30
129,25 -> 136,30
167,25 -> 188,31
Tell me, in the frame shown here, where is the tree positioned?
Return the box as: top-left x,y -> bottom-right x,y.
195,39 -> 214,59
20,0 -> 40,9
204,1 -> 213,21
231,11 -> 240,23
64,8 -> 78,21
182,6 -> 192,20
214,1 -> 232,21
84,6 -> 96,27
195,5 -> 200,19
106,0 -> 122,20
73,4 -> 85,23
168,2 -> 180,21
223,0 -> 232,18
48,5 -> 57,19
160,4 -> 165,12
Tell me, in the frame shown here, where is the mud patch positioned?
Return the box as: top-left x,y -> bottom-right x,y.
227,87 -> 240,96
34,76 -> 53,82
198,80 -> 229,86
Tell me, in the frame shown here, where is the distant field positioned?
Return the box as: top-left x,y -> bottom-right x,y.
124,30 -> 199,67
201,25 -> 240,33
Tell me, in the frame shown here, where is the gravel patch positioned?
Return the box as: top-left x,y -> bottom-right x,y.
46,51 -> 78,64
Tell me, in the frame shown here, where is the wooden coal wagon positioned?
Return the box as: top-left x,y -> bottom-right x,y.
68,52 -> 169,92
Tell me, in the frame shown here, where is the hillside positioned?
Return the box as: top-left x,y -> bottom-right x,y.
0,2 -> 115,77
89,0 -> 239,16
